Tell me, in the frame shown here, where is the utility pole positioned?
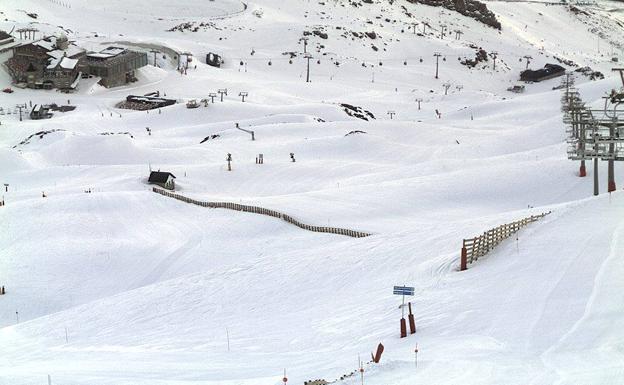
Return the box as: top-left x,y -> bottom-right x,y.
439,24 -> 447,39
239,92 -> 248,102
455,30 -> 463,40
442,82 -> 451,95
491,51 -> 498,71
226,153 -> 232,171
612,68 -> 624,87
218,88 -> 228,102
523,55 -> 532,70
411,23 -> 417,34
456,84 -> 463,92
422,22 -> 429,34
593,125 -> 599,196
387,110 -> 396,119
305,53 -> 312,83
609,117 -> 616,192
300,37 -> 309,53
208,93 -> 216,103
415,98 -> 423,110
16,104 -> 25,122
433,52 -> 442,79
609,67 -> 624,191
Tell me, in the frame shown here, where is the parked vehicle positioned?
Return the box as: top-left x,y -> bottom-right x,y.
507,85 -> 525,93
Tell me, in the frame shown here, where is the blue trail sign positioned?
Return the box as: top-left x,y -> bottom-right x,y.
393,286 -> 415,296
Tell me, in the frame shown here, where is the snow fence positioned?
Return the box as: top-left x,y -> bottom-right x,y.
460,211 -> 551,270
152,187 -> 371,238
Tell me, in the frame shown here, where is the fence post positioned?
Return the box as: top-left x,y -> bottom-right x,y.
460,240 -> 468,271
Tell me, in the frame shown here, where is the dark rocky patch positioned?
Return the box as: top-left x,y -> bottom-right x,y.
341,103 -> 375,121
575,66 -> 604,80
404,0 -> 501,29
200,134 -> 221,143
13,129 -> 64,148
460,48 -> 488,68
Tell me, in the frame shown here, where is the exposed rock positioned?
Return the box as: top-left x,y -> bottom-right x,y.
341,103 -> 376,121
404,0 -> 501,29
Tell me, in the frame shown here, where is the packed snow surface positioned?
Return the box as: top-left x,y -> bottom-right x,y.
1,0 -> 623,384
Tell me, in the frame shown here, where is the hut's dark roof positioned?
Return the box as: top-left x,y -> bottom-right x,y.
148,171 -> 176,183
520,63 -> 565,82
0,31 -> 11,40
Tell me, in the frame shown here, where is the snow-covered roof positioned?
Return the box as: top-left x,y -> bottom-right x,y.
87,52 -> 114,59
0,40 -> 20,53
101,46 -> 126,56
87,46 -> 127,59
47,45 -> 85,59
47,57 -> 79,70
66,45 -> 85,57
33,39 -> 55,51
61,57 -> 78,69
46,57 -> 60,69
47,50 -> 64,60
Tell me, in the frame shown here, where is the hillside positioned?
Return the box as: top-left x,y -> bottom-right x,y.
0,1 -> 623,385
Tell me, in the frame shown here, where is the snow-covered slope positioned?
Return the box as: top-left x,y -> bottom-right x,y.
1,1 -> 623,384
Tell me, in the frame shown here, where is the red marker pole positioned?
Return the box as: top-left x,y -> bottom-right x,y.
408,302 -> 416,334
415,343 -> 419,368
359,354 -> 364,385
282,369 -> 287,385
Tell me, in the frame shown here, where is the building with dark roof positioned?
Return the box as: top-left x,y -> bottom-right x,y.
520,63 -> 565,83
6,34 -> 85,90
4,38 -> 148,90
148,171 -> 176,190
30,104 -> 53,120
82,47 -> 148,88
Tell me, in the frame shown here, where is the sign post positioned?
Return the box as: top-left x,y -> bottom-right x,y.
408,302 -> 416,334
393,285 -> 414,338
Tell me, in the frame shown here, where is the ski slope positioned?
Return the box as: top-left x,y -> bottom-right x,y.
1,1 -> 623,384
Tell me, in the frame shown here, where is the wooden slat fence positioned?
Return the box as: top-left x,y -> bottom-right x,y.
460,211 -> 551,271
153,187 -> 371,238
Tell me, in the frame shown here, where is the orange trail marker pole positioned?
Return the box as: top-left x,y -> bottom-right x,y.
415,343 -> 419,368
